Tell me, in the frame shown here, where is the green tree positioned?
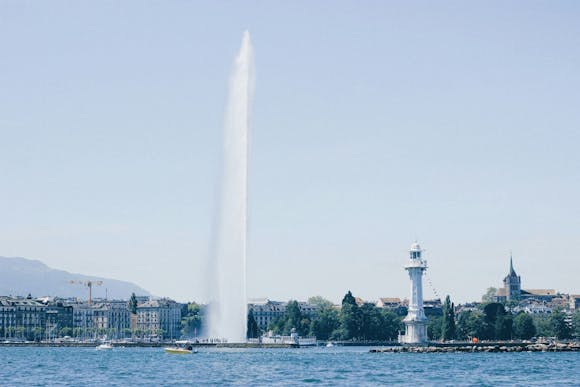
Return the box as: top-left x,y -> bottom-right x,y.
31,327 -> 44,341
340,291 -> 362,340
572,310 -> 580,339
428,316 -> 443,340
495,313 -> 513,340
181,302 -> 203,337
550,309 -> 571,339
267,316 -> 285,335
482,287 -> 497,303
532,314 -> 552,337
456,310 -> 485,340
309,307 -> 340,340
284,300 -> 304,335
483,303 -> 512,340
513,313 -> 536,340
129,293 -> 138,314
267,300 -> 310,336
359,304 -> 384,340
247,309 -> 260,339
380,309 -> 403,341
60,327 -> 73,338
441,295 -> 456,341
307,296 -> 334,309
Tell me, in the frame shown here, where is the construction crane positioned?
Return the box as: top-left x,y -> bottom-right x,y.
69,280 -> 103,306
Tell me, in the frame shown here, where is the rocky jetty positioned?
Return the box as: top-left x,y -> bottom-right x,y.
370,342 -> 580,353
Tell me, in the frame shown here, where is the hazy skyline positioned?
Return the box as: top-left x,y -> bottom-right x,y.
1,2 -> 579,304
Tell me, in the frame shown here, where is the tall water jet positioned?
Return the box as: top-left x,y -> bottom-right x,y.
208,31 -> 254,342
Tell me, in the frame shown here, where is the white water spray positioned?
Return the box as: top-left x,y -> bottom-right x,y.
208,31 -> 254,342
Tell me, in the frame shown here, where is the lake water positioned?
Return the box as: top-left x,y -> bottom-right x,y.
0,346 -> 578,386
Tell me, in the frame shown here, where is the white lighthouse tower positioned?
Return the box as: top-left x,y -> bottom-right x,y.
400,241 -> 428,344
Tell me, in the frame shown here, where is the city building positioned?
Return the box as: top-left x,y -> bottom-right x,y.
44,301 -> 73,339
248,299 -> 320,331
70,300 -> 132,339
375,297 -> 408,316
400,242 -> 428,344
248,299 -> 286,331
423,299 -> 443,317
136,298 -> 182,339
521,289 -> 558,302
376,297 -> 401,308
0,296 -> 73,341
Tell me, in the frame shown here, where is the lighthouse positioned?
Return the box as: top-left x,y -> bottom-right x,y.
400,241 -> 428,344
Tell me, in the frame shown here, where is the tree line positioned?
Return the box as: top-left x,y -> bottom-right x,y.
181,294 -> 580,342
430,299 -> 579,341
247,291 -> 404,341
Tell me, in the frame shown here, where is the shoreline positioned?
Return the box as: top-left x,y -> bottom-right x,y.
0,341 -> 298,348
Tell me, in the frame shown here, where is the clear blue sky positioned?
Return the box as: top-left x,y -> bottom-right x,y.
1,1 -> 578,303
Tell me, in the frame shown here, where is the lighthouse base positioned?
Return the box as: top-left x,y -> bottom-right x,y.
400,319 -> 428,344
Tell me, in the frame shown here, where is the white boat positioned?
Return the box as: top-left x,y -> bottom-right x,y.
96,343 -> 113,350
326,342 -> 334,347
259,329 -> 317,347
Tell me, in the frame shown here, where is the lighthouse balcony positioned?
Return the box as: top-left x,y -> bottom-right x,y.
404,259 -> 427,269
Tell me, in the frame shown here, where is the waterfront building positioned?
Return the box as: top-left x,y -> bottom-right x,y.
71,302 -> 111,338
400,242 -> 428,344
0,296 -> 45,340
107,300 -> 132,335
248,299 -> 319,331
45,301 -> 73,339
71,300 -> 131,339
248,299 -> 286,330
136,298 -> 181,339
0,296 -> 73,341
297,301 -> 319,319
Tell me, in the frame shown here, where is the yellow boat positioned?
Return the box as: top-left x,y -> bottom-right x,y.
164,341 -> 197,354
164,347 -> 193,354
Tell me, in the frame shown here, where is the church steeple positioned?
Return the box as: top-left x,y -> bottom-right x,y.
509,251 -> 516,276
504,251 -> 521,302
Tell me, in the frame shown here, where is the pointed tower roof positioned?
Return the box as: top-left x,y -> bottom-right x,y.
509,252 -> 517,276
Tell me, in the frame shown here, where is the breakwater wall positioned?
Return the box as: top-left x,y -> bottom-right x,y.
371,342 -> 580,353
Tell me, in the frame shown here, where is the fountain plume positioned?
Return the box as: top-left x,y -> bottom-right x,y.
208,31 -> 254,342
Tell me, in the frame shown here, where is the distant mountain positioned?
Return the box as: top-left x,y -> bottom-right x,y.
0,256 -> 151,300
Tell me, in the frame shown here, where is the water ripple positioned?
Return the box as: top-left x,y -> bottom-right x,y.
0,347 -> 578,386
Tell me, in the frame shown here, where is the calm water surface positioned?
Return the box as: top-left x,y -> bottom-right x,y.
0,346 -> 578,386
